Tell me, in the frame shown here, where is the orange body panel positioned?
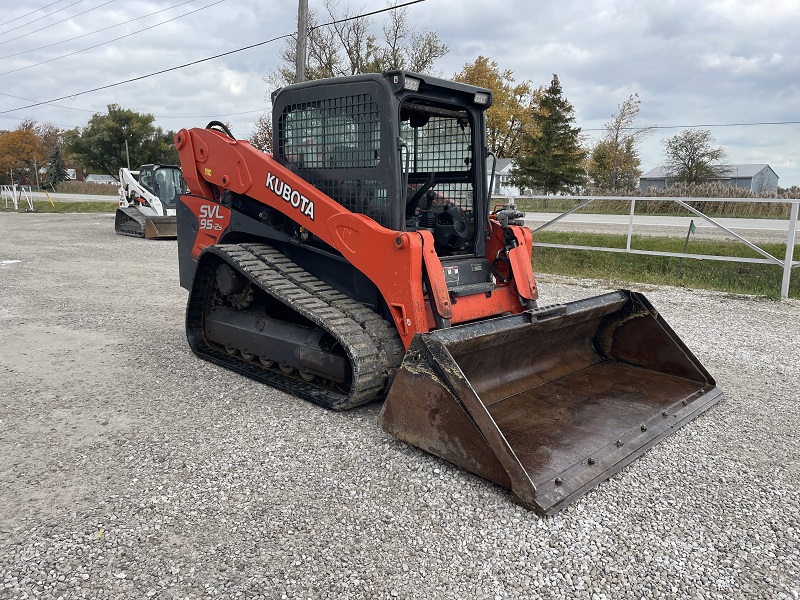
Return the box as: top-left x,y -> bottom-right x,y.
175,127 -> 538,349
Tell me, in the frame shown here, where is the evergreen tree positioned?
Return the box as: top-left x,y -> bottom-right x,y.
511,74 -> 587,194
43,145 -> 69,190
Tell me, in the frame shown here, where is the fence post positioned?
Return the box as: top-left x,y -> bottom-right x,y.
781,201 -> 799,300
626,198 -> 636,251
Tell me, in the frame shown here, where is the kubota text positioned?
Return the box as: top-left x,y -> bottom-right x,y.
266,173 -> 315,220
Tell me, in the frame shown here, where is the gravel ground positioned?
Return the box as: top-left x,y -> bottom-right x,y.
1,212 -> 798,600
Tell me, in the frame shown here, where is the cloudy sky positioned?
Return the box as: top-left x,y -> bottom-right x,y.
1,0 -> 798,186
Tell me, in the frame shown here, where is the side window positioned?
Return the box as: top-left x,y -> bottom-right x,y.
139,168 -> 154,193
277,93 -> 389,226
280,94 -> 380,169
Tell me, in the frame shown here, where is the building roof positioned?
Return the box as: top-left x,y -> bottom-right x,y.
85,174 -> 118,184
641,164 -> 774,179
486,157 -> 515,173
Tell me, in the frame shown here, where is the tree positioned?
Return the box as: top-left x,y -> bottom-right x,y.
270,1 -> 448,87
249,113 -> 273,152
63,104 -> 178,178
18,118 -> 62,166
588,94 -> 653,192
0,120 -> 62,186
43,145 -> 69,190
511,74 -> 587,194
661,129 -> 726,185
0,129 -> 39,185
453,56 -> 540,158
589,137 -> 641,191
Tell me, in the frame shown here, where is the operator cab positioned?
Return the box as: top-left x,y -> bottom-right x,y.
138,164 -> 187,208
272,71 -> 493,258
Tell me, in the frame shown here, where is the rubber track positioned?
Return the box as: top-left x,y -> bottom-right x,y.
241,243 -> 406,389
186,243 -> 404,410
115,207 -> 146,238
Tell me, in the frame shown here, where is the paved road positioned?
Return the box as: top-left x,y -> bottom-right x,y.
524,212 -> 791,231
523,212 -> 798,244
28,191 -> 117,202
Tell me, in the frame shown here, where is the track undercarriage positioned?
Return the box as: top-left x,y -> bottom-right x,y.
186,243 -> 404,410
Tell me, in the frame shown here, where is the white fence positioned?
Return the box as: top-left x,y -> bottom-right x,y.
503,195 -> 800,300
1,185 -> 35,212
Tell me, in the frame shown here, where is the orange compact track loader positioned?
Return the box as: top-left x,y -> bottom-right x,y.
174,71 -> 721,515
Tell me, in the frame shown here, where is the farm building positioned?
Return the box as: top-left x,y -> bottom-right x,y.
639,164 -> 779,194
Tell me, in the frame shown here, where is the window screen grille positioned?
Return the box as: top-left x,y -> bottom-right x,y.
401,115 -> 472,174
401,106 -> 475,216
280,94 -> 380,169
279,94 -> 390,226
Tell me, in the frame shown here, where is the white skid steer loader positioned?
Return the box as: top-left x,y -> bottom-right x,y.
116,165 -> 185,239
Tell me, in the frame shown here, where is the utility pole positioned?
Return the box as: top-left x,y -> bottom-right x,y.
295,0 -> 308,83
33,155 -> 41,190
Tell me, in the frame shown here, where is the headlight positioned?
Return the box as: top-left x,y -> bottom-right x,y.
403,76 -> 421,92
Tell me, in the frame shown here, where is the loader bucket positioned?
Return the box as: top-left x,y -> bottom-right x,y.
115,208 -> 177,239
143,216 -> 178,239
379,290 -> 722,516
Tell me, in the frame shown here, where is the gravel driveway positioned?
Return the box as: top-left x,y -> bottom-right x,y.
1,212 -> 798,600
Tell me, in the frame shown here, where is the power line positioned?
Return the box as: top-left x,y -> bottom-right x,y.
0,34 -> 293,115
0,0 -> 86,39
309,0 -> 425,31
0,0 -> 69,29
0,0 -> 427,116
583,121 -> 800,132
0,0 -> 118,46
0,0 -> 227,75
0,87 -> 268,119
0,90 -> 104,113
0,0 -> 199,61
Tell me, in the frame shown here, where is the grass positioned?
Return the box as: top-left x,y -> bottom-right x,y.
532,231 -> 800,299
1,200 -> 118,213
55,181 -> 118,196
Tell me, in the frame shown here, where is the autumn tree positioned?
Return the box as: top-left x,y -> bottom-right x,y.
588,94 -> 653,192
249,113 -> 273,152
271,0 -> 448,87
63,104 -> 177,178
589,138 -> 640,191
0,129 -> 39,185
661,129 -> 727,185
511,74 -> 587,194
453,56 -> 539,158
18,118 -> 62,165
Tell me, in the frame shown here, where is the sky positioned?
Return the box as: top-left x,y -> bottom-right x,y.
1,0 -> 798,186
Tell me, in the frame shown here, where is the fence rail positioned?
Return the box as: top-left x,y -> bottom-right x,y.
1,185 -> 35,212
500,195 -> 800,300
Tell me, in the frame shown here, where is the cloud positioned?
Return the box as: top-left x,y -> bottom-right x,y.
1,0 -> 798,185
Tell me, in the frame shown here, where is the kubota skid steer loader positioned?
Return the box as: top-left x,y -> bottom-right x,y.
173,71 -> 721,515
